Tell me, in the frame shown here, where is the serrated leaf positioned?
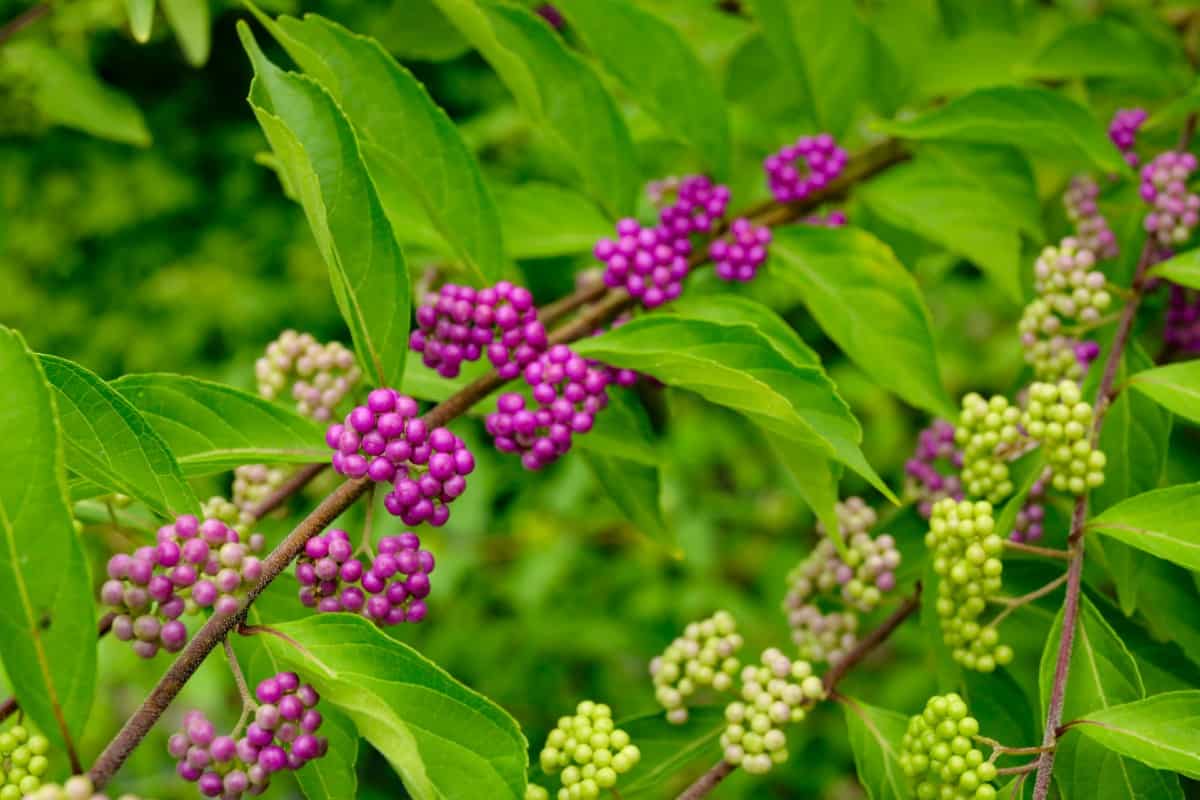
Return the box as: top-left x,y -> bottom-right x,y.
617,708 -> 725,797
572,313 -> 892,499
125,0 -> 155,42
858,144 -> 1041,303
251,10 -> 506,284
841,696 -> 913,800
111,373 -> 327,476
554,0 -> 731,177
878,86 -> 1128,173
4,42 -> 151,146
432,0 -> 638,216
261,615 -> 527,799
768,225 -> 955,419
240,24 -> 410,389
339,0 -> 470,62
1074,691 -> 1200,779
0,329 -> 96,756
39,355 -> 199,517
1130,362 -> 1200,426
493,181 -> 612,259
1026,19 -> 1182,83
1087,484 -> 1200,571
1038,595 -> 1183,799
161,0 -> 210,66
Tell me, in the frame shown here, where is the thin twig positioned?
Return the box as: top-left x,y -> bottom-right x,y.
998,760 -> 1040,776
222,639 -> 255,736
988,572 -> 1070,628
248,462 -> 327,520
0,3 -> 49,46
238,623 -> 334,677
1002,540 -> 1071,561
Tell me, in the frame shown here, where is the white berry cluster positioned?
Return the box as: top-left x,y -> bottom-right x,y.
1019,237 -> 1110,382
1022,381 -> 1106,495
538,702 -> 640,800
927,499 -> 1013,673
649,610 -> 743,724
23,775 -> 141,800
255,330 -> 361,421
231,464 -> 289,515
720,649 -> 825,775
900,694 -> 999,800
955,394 -> 1021,504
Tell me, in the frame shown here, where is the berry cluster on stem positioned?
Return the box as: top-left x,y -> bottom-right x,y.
255,331 -> 359,422
650,611 -> 743,724
900,693 -> 998,800
536,701 -> 640,800
296,529 -> 433,624
0,723 -> 49,799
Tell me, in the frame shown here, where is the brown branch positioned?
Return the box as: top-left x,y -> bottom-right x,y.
677,587 -> 922,799
85,139 -> 911,789
0,3 -> 49,46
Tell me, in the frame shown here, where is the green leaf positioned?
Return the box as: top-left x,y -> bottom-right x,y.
1087,484 -> 1200,572
39,355 -> 199,517
1131,362 -> 1200,426
338,0 -> 470,62
994,451 -> 1046,541
125,0 -> 156,42
1074,691 -> 1200,779
294,705 -> 360,800
616,708 -> 725,797
1147,247 -> 1200,288
858,144 -> 1041,303
554,0 -> 731,177
580,452 -> 671,550
261,614 -> 527,799
767,225 -> 955,419
4,42 -> 151,146
252,10 -> 506,284
161,0 -> 211,66
739,0 -> 815,120
571,313 -> 891,498
0,328 -> 96,755
577,389 -> 658,467
669,295 -> 820,369
1026,19 -> 1182,83
240,24 -> 410,389
493,181 -> 612,259
878,86 -> 1128,173
432,0 -> 638,216
111,373 -> 327,476
1039,595 -> 1183,799
770,435 -> 845,558
841,696 -> 913,800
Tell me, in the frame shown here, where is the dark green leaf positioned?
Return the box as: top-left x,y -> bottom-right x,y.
433,0 -> 638,216
841,696 -> 913,800
878,86 -> 1128,173
253,11 -> 506,284
262,615 -> 527,799
1074,691 -> 1200,779
111,373 -> 327,476
39,355 -> 199,517
340,0 -> 470,62
240,24 -> 410,388
617,708 -> 724,797
0,328 -> 96,754
1026,19 -> 1182,83
1131,362 -> 1200,426
1087,484 -> 1200,571
669,295 -> 820,369
493,181 -> 612,259
580,452 -> 671,550
768,225 -> 955,419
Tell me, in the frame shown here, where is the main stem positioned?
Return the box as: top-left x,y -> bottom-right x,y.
677,588 -> 922,800
87,139 -> 908,788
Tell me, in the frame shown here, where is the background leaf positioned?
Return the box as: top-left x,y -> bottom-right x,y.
161,0 -> 211,66
1073,691 -> 1200,779
1026,19 -> 1183,84
493,181 -> 612,259
112,373 -> 327,476
1148,247 -> 1200,288
125,0 -> 156,42
39,355 -> 199,517
0,328 -> 96,755
768,225 -> 955,418
617,708 -> 725,798
241,24 -> 411,389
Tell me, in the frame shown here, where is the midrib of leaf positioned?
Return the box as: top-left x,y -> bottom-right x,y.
1089,522 -> 1200,559
0,501 -> 74,748
1081,717 -> 1200,764
1133,374 -> 1200,404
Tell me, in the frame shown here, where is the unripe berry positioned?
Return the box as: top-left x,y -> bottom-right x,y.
651,611 -> 744,723
256,330 -> 359,421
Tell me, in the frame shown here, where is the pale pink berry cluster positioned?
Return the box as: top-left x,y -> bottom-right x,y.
324,389 -> 474,526
709,218 -> 772,282
255,330 -> 360,422
168,673 -> 326,797
764,134 -> 847,203
102,516 -> 264,659
1064,177 -> 1118,259
1141,151 -> 1200,246
296,530 -> 433,625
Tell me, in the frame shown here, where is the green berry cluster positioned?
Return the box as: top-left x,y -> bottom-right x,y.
538,701 -> 641,800
1032,238 -> 1112,324
24,775 -> 141,800
1018,305 -> 1089,383
786,606 -> 859,666
900,694 -> 999,800
0,724 -> 49,800
650,610 -> 743,724
1022,381 -> 1106,495
955,394 -> 1021,503
926,499 -> 1013,673
720,649 -> 825,775
525,785 -> 550,800
232,464 -> 290,515
202,495 -> 254,536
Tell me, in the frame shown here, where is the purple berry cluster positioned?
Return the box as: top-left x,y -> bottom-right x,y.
1109,108 -> 1147,167
1141,151 -> 1200,247
325,388 -> 474,526
409,282 -> 548,379
595,219 -> 692,309
1011,468 -> 1049,543
169,673 -> 327,797
1064,177 -> 1118,259
486,345 -> 611,470
296,529 -> 433,625
255,331 -> 360,422
657,175 -> 731,239
764,134 -> 847,203
1165,283 -> 1200,353
102,516 -> 265,659
709,218 -> 772,282
803,209 -> 848,227
904,420 -> 965,519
